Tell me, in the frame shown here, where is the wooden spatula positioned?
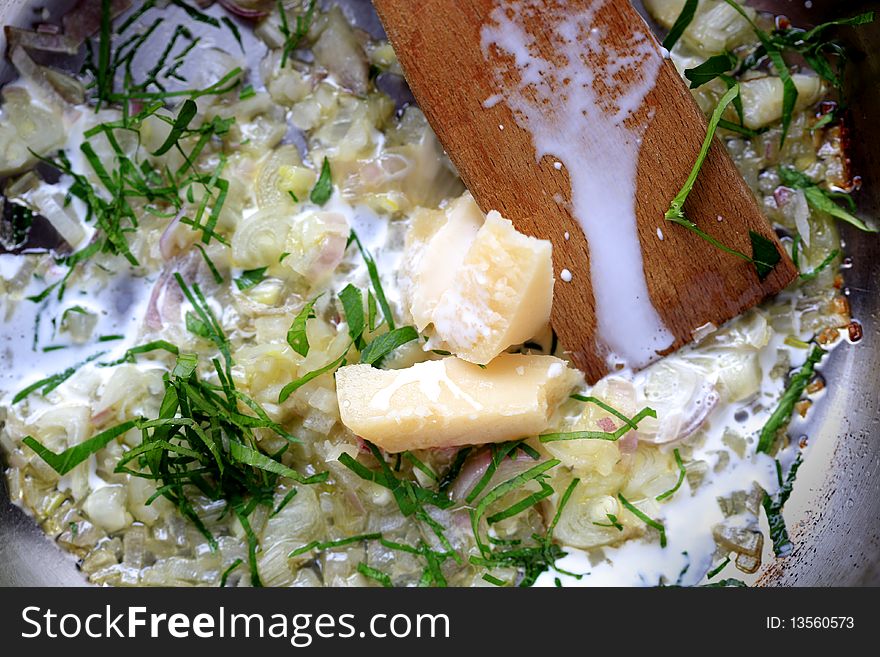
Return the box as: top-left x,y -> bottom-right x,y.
374,0 -> 797,383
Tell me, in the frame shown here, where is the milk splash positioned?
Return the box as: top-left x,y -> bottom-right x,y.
480,0 -> 673,369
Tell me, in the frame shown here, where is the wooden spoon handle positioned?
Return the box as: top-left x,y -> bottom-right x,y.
375,0 -> 797,382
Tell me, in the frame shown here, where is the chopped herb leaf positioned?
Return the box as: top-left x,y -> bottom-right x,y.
152,99 -> 197,156
23,421 -> 137,475
339,284 -> 365,347
13,351 -> 107,404
762,452 -> 803,556
798,248 -> 840,281
195,244 -> 224,284
351,231 -> 395,330
403,451 -> 438,482
278,344 -> 351,403
287,297 -> 320,357
471,459 -> 560,554
100,340 -> 179,367
685,51 -> 738,88
234,267 -> 268,291
229,442 -> 327,485
289,532 -> 382,558
310,157 -> 333,206
778,166 -> 875,232
539,405 -> 656,442
279,0 -> 317,68
360,326 -> 419,366
357,563 -> 393,587
664,84 -> 781,280
656,449 -> 687,501
268,487 -> 297,518
750,230 -> 782,281
482,573 -> 506,586
706,555 -> 731,580
185,310 -> 211,338
593,513 -> 624,531
219,558 -> 243,587
438,447 -> 472,493
618,493 -> 667,548
716,119 -> 767,137
757,345 -> 825,454
662,0 -> 698,51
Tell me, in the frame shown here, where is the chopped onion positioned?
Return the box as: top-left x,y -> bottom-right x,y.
29,186 -> 86,248
3,26 -> 80,54
219,0 -> 269,19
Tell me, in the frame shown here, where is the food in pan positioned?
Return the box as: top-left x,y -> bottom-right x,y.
0,0 -> 873,586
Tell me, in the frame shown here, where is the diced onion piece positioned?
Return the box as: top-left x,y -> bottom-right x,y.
231,207 -> 293,269
282,210 -> 349,283
256,145 -> 312,209
736,74 -> 824,130
30,185 -> 86,248
83,485 -> 130,533
639,361 -> 719,444
312,7 -> 369,96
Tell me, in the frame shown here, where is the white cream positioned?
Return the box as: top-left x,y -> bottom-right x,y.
481,0 -> 673,369
535,321 -> 824,586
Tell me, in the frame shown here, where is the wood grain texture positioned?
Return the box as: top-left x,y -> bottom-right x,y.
374,0 -> 798,383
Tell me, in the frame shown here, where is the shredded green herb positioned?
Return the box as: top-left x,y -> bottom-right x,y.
278,0 -> 317,68
762,452 -> 803,556
234,267 -> 268,291
757,345 -> 825,454
656,449 -> 687,502
350,231 -> 395,330
287,297 -> 320,357
310,157 -> 333,206
219,558 -> 243,587
705,555 -> 731,580
662,0 -> 698,51
23,421 -> 137,475
357,563 -> 393,587
593,514 -> 624,531
779,166 -> 876,233
539,406 -> 656,442
13,350 -> 107,404
278,343 -> 351,403
360,326 -> 419,366
685,51 -> 738,88
664,84 -> 781,280
618,493 -> 667,548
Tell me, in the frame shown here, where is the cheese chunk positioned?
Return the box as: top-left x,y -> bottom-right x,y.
335,354 -> 582,453
404,192 -> 554,364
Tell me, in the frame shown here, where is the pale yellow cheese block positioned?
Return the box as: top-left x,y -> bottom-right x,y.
403,192 -> 554,364
335,353 -> 582,452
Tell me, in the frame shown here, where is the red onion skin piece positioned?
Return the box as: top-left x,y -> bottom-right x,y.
218,0 -> 269,19
618,431 -> 639,454
144,269 -> 172,331
597,416 -> 616,433
144,252 -> 200,331
63,0 -> 132,43
774,186 -> 793,208
450,449 -> 491,502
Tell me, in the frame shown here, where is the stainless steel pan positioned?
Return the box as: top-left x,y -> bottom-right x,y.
0,0 -> 877,586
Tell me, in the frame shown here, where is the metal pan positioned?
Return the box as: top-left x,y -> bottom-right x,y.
0,0 -> 877,586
